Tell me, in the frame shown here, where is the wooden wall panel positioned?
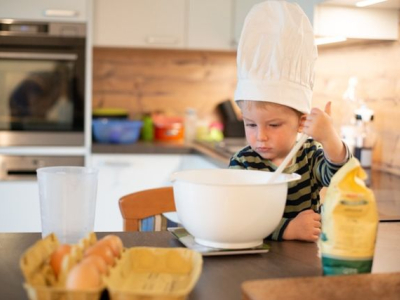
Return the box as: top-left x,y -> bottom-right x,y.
93,48 -> 238,122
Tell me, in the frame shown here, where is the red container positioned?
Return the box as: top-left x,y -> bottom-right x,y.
153,116 -> 184,141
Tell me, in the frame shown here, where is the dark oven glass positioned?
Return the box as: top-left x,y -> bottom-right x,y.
0,21 -> 86,146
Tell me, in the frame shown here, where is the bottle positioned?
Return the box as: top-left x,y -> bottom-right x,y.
184,108 -> 197,144
340,77 -> 361,154
353,108 -> 375,186
141,113 -> 154,141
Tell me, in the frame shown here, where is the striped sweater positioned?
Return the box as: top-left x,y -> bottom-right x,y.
228,139 -> 349,241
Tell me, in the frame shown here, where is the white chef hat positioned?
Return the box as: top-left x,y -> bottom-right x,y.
234,0 -> 318,114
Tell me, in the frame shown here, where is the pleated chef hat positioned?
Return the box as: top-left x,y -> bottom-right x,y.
234,0 -> 318,113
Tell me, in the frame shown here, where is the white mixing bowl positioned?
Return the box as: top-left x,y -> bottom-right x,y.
171,169 -> 300,249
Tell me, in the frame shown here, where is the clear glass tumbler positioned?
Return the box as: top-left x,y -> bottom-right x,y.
37,166 -> 98,243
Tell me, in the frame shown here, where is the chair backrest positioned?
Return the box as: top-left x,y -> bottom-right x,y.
119,186 -> 176,231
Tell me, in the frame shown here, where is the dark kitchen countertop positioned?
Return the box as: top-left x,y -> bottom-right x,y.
92,139 -> 400,221
91,140 -> 236,168
92,140 -> 194,155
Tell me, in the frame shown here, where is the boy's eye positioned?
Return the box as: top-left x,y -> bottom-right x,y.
269,123 -> 281,128
245,123 -> 256,128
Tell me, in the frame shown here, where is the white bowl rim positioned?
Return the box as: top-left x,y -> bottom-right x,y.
171,169 -> 301,186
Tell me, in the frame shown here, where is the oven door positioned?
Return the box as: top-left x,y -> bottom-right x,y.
0,33 -> 85,146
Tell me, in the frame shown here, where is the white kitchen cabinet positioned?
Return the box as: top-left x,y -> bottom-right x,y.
314,4 -> 399,41
232,0 -> 323,49
232,0 -> 265,49
93,0 -> 186,49
0,181 -> 41,232
0,153 -> 219,233
187,0 -> 233,51
89,154 -> 219,232
0,0 -> 89,23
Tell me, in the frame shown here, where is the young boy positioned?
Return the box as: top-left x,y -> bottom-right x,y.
229,1 -> 350,242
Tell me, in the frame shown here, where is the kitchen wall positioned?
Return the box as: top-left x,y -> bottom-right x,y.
313,37 -> 400,176
93,18 -> 400,175
92,48 -> 237,123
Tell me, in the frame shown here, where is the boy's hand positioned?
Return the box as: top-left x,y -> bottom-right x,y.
283,209 -> 321,242
302,102 -> 335,145
302,102 -> 346,163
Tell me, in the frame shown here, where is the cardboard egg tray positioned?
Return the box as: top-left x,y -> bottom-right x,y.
20,234 -> 203,300
20,232 -> 102,300
104,247 -> 203,300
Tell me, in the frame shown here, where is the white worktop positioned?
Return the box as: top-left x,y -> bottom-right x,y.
372,222 -> 400,273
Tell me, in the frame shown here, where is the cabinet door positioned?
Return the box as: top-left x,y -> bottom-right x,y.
89,153 -> 220,231
0,0 -> 88,22
187,0 -> 233,51
314,4 -> 399,40
232,0 -> 265,49
179,154 -> 220,170
233,0 -> 318,48
0,181 -> 41,232
89,154 -> 184,231
93,0 -> 186,48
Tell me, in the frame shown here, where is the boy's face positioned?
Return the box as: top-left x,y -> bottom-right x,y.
241,102 -> 304,166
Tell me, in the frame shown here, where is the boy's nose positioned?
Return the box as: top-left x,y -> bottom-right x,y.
257,129 -> 268,141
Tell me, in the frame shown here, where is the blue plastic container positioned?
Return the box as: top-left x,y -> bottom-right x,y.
92,119 -> 143,144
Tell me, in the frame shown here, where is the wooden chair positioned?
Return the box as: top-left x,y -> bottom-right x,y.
119,186 -> 176,231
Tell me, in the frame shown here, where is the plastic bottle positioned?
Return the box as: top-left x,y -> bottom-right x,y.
184,108 -> 197,144
353,108 -> 375,186
340,77 -> 360,153
141,113 -> 154,141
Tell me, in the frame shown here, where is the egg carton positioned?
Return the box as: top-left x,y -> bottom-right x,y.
20,232 -> 103,300
103,247 -> 203,300
20,236 -> 203,300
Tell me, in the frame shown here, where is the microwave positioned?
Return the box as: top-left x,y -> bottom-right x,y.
0,20 -> 86,146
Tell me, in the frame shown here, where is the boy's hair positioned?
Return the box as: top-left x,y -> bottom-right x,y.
236,100 -> 304,118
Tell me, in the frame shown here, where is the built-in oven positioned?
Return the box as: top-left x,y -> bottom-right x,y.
0,20 -> 86,146
0,154 -> 84,180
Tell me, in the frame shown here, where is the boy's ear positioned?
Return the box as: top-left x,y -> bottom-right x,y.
298,114 -> 307,132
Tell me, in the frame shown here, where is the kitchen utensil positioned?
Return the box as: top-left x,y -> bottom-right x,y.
217,99 -> 239,122
168,227 -> 270,256
171,169 -> 300,249
217,100 -> 245,138
267,133 -> 309,183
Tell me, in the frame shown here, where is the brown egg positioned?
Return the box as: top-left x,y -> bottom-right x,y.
80,255 -> 108,275
66,262 -> 101,290
50,244 -> 72,278
97,235 -> 123,257
84,243 -> 115,266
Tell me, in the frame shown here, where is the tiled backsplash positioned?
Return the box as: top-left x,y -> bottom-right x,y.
93,27 -> 400,175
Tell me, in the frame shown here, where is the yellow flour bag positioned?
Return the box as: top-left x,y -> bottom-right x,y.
320,157 -> 378,275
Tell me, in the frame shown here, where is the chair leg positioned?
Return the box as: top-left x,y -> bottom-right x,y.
124,219 -> 139,232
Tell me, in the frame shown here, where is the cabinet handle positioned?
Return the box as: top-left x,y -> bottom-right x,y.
44,9 -> 79,18
101,161 -> 132,167
145,36 -> 179,45
0,52 -> 77,61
